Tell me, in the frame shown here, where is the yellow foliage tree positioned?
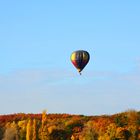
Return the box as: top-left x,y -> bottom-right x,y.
48,125 -> 57,134
3,121 -> 19,140
18,120 -> 26,139
106,123 -> 117,139
18,120 -> 26,130
32,119 -> 37,140
26,119 -> 32,140
41,110 -> 48,140
71,135 -> 75,140
98,133 -> 110,140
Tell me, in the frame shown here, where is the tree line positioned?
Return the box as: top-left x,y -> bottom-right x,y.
0,110 -> 140,140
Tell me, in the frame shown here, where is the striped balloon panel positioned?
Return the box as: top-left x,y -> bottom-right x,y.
71,50 -> 90,72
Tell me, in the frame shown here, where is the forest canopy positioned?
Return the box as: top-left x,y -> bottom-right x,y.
0,110 -> 140,140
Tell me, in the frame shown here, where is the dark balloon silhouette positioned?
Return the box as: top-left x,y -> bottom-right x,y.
70,50 -> 90,75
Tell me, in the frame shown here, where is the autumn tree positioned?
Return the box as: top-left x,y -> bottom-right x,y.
32,119 -> 37,140
39,110 -> 48,140
79,121 -> 98,140
18,120 -> 26,140
49,129 -> 68,140
3,121 -> 19,140
116,127 -> 131,140
26,119 -> 32,140
106,123 -> 117,139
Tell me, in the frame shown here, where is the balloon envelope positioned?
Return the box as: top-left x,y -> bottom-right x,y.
70,50 -> 90,74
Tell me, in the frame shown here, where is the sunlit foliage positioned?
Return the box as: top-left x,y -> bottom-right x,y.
0,110 -> 140,139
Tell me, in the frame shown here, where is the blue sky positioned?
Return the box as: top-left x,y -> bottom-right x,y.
0,0 -> 140,115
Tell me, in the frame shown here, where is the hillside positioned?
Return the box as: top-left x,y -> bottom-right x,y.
0,110 -> 140,140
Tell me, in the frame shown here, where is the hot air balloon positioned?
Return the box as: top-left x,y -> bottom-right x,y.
70,50 -> 90,75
